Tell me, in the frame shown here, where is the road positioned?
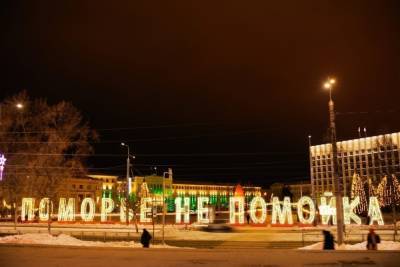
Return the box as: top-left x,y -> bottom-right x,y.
1,223 -> 399,249
1,245 -> 399,267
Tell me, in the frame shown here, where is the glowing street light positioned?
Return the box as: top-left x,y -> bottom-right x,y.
323,76 -> 345,245
15,103 -> 24,109
121,142 -> 134,226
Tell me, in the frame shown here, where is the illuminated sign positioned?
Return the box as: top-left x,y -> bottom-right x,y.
19,194 -> 385,225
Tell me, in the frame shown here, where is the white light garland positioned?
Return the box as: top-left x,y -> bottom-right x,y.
249,196 -> 266,224
197,196 -> 209,224
271,197 -> 293,225
21,198 -> 35,221
80,198 -> 95,222
297,196 -> 315,224
38,198 -> 53,221
350,174 -> 367,214
140,197 -> 152,223
342,196 -> 361,225
368,196 -> 384,225
101,198 -> 115,222
0,154 -> 6,181
174,197 -> 190,224
58,198 -> 75,221
319,195 -> 336,225
229,197 -> 245,224
120,198 -> 134,223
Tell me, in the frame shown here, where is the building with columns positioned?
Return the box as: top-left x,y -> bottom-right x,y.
310,132 -> 400,199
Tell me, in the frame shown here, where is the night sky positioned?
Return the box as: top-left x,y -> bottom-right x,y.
1,1 -> 400,187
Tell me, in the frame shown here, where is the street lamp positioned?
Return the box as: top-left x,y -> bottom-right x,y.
161,168 -> 172,246
15,103 -> 24,109
323,77 -> 344,245
121,142 -> 134,226
0,102 -> 25,125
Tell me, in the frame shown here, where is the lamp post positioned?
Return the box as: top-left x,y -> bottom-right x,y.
121,142 -> 134,226
308,135 -> 315,201
324,78 -> 344,245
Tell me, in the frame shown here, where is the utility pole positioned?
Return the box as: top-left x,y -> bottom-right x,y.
324,78 -> 344,245
308,135 -> 315,201
121,142 -> 133,226
161,168 -> 172,245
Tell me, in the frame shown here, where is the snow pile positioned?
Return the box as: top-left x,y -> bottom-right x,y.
0,233 -> 176,248
300,241 -> 400,250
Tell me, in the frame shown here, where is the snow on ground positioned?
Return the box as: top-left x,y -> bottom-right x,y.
300,240 -> 400,250
0,233 -> 178,248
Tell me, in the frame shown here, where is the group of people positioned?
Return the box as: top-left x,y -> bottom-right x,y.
323,228 -> 381,250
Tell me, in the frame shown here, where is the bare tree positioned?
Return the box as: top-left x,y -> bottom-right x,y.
0,92 -> 95,232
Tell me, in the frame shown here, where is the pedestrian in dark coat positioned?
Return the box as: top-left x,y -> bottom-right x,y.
140,229 -> 152,248
367,228 -> 380,250
322,230 -> 335,250
246,212 -> 251,224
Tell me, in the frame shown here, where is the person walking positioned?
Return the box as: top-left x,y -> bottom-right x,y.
322,230 -> 335,250
246,212 -> 251,225
367,228 -> 380,250
140,228 -> 152,248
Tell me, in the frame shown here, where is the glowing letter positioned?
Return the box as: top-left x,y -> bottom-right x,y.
368,196 -> 384,225
101,198 -> 114,222
197,196 -> 209,224
0,154 -> 6,181
58,198 -> 75,221
297,196 -> 315,224
249,196 -> 266,224
343,196 -> 361,225
38,198 -> 53,221
120,198 -> 134,223
21,198 -> 35,221
175,197 -> 190,224
80,198 -> 95,222
140,197 -> 152,223
319,195 -> 336,225
271,197 -> 293,224
229,197 -> 245,224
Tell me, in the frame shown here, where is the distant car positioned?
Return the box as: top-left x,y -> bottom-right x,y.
201,223 -> 233,232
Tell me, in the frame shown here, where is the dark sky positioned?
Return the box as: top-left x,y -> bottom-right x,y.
1,1 -> 400,187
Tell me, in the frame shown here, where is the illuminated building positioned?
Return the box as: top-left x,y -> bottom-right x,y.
310,132 -> 400,199
132,175 -> 261,211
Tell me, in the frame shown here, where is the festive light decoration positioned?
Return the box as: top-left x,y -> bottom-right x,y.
377,175 -> 400,207
350,174 -> 368,214
342,196 -> 361,225
368,196 -> 384,225
197,196 -> 209,223
174,197 -> 190,224
229,196 -> 245,224
21,198 -> 35,221
120,198 -> 134,223
271,197 -> 293,224
80,198 -> 95,222
58,198 -> 75,221
249,196 -> 267,224
319,194 -> 336,225
140,197 -> 152,223
297,196 -> 315,224
14,195 -> 386,225
38,198 -> 53,221
0,154 -> 6,181
101,198 -> 114,222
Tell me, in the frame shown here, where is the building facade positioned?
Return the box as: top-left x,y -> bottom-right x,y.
310,132 -> 400,199
132,174 -> 261,211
